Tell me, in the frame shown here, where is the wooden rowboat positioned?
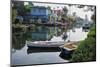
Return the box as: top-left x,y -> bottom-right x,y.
59,41 -> 79,59
60,41 -> 79,51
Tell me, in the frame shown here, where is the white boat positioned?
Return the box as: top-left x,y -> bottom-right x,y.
26,41 -> 65,48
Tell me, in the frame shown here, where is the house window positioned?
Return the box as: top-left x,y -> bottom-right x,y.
32,8 -> 36,12
38,9 -> 41,12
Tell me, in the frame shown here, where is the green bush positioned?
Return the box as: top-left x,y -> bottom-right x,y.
24,5 -> 31,13
88,24 -> 96,38
71,25 -> 96,62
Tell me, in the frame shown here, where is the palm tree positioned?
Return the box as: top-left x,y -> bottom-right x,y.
63,6 -> 68,16
61,6 -> 68,23
47,6 -> 52,22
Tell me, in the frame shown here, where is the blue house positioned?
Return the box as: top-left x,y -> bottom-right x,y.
29,6 -> 51,23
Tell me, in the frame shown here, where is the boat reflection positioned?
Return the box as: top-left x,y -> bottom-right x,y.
27,47 -> 61,54
82,28 -> 89,32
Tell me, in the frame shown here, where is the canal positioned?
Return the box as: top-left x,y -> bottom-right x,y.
11,25 -> 89,65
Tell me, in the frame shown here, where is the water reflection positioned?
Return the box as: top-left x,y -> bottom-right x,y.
31,26 -> 53,41
12,26 -> 64,50
12,25 -> 89,51
27,47 -> 61,54
12,24 -> 89,65
82,28 -> 90,32
12,33 -> 26,50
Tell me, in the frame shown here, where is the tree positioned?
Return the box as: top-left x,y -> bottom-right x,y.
47,6 -> 52,22
85,6 -> 95,12
24,5 -> 31,13
68,4 -> 73,7
23,2 -> 34,14
12,7 -> 17,23
71,25 -> 96,62
77,5 -> 85,8
91,7 -> 96,22
47,6 -> 51,10
91,14 -> 96,22
62,6 -> 68,23
63,6 -> 68,16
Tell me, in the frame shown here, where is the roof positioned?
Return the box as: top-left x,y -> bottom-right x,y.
30,6 -> 47,9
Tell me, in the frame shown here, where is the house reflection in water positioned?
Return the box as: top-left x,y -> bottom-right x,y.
31,26 -> 63,41
12,32 -> 27,50
32,32 -> 53,41
31,26 -> 54,41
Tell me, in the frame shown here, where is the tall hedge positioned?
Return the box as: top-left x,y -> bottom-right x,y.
71,24 -> 96,62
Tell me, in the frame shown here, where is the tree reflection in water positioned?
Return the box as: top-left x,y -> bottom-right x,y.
12,26 -> 65,51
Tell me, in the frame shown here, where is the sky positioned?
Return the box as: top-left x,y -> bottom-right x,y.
24,2 -> 94,21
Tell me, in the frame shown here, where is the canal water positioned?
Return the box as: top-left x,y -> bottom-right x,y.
11,25 -> 89,65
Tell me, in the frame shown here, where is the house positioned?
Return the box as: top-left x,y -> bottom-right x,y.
29,6 -> 52,23
52,9 -> 63,22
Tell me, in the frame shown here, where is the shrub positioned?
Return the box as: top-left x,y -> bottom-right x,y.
71,25 -> 96,62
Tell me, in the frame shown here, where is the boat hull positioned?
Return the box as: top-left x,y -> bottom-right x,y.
27,41 -> 65,48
